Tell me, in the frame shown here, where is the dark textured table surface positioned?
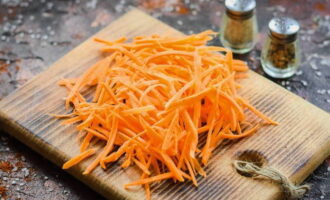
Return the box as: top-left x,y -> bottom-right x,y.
0,0 -> 329,199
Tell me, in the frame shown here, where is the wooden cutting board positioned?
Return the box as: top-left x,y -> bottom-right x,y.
0,9 -> 330,200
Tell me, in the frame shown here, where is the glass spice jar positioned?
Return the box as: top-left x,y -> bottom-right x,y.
261,17 -> 301,79
220,0 -> 258,54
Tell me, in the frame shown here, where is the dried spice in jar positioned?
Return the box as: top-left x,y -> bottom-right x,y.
220,0 -> 258,54
261,17 -> 301,78
265,41 -> 296,69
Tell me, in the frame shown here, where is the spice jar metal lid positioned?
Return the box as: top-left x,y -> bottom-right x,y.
225,0 -> 256,16
268,17 -> 300,41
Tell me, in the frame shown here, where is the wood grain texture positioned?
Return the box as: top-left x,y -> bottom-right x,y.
0,9 -> 330,200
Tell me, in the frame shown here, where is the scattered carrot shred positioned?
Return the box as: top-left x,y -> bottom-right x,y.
57,30 -> 277,200
62,148 -> 96,169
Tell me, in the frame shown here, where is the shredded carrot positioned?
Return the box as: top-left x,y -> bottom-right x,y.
220,124 -> 260,139
57,30 -> 278,199
62,149 -> 96,169
124,172 -> 173,188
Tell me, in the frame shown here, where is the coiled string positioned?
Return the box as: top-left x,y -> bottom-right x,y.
233,160 -> 310,200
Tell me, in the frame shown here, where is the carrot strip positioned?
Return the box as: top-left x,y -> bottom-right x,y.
100,118 -> 118,168
220,124 -> 260,139
161,152 -> 184,182
122,105 -> 156,115
103,140 -> 131,163
84,128 -> 108,141
238,97 -> 279,125
62,149 -> 96,169
124,173 -> 173,188
80,132 -> 93,152
133,158 -> 151,175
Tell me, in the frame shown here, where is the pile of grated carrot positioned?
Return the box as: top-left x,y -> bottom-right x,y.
56,30 -> 277,199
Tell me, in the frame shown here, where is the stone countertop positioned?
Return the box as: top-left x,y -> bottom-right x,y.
0,0 -> 329,199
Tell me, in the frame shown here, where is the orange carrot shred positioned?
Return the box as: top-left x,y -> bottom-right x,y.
57,30 -> 277,200
62,148 -> 96,169
124,172 -> 173,188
